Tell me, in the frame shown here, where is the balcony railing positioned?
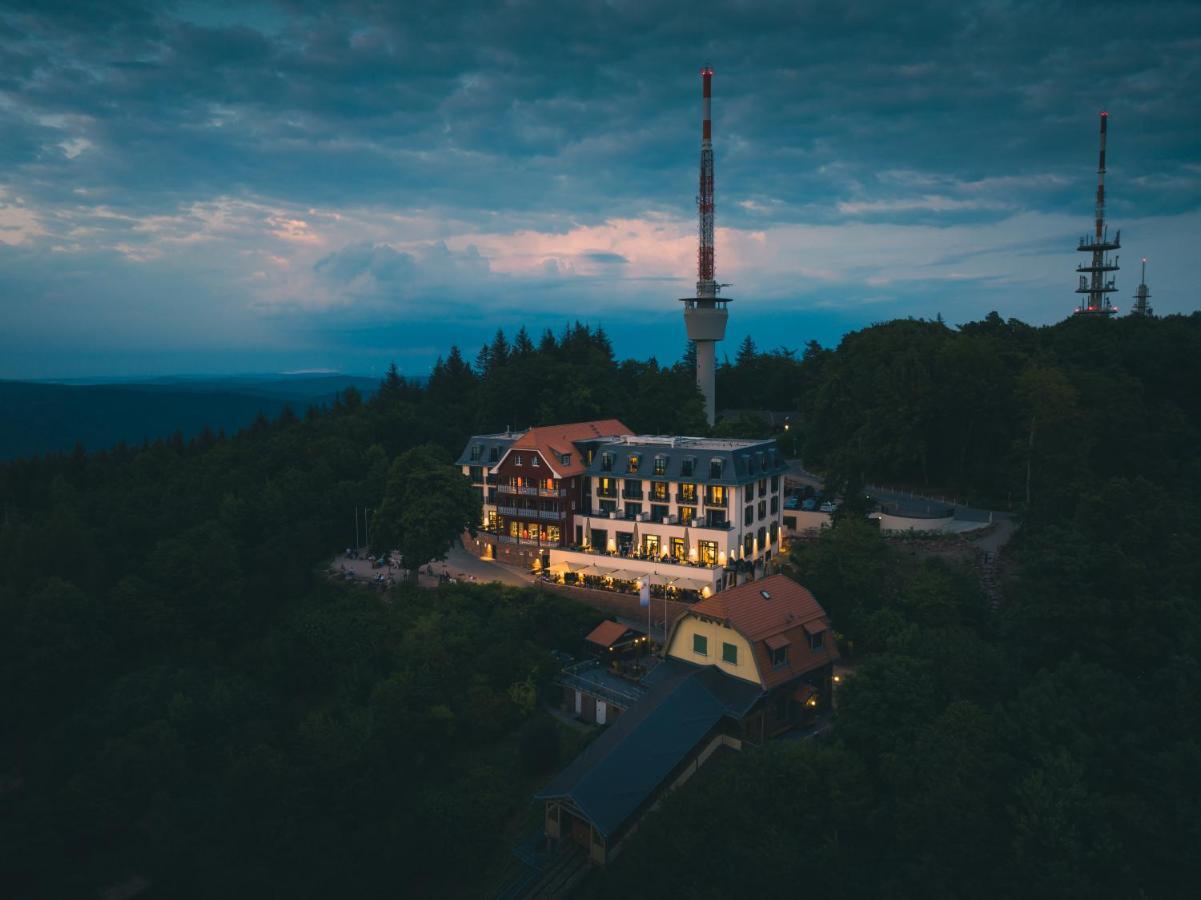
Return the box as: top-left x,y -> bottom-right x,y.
497,505 -> 520,516
674,493 -> 698,504
498,484 -> 516,494
538,488 -> 567,498
537,510 -> 565,521
622,490 -> 643,500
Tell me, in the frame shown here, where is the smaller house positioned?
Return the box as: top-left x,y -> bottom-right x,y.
664,573 -> 839,741
583,620 -> 643,659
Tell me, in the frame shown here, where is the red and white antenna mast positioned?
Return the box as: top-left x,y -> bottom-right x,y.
679,66 -> 730,426
698,66 -> 716,299
1075,111 -> 1120,316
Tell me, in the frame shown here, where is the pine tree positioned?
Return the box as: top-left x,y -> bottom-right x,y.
736,334 -> 757,366
513,326 -> 535,357
489,328 -> 510,368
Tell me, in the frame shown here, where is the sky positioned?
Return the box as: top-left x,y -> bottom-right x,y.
1,0 -> 1199,379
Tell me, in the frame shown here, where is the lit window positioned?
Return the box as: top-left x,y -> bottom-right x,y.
693,634 -> 708,656
722,642 -> 738,664
772,645 -> 789,669
653,455 -> 667,476
531,455 -> 540,467
515,455 -> 523,466
627,454 -> 640,473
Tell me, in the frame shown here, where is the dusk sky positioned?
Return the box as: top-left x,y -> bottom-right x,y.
2,0 -> 1199,379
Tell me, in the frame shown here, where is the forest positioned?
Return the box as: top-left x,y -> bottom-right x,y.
2,312 -> 1201,897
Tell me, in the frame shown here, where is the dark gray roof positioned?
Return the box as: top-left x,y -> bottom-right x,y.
534,662 -> 762,838
454,432 -> 521,467
585,436 -> 788,486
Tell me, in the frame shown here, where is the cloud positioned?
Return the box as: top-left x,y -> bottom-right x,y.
0,0 -> 1198,376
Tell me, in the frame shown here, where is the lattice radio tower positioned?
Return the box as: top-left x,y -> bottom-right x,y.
1074,112 -> 1120,316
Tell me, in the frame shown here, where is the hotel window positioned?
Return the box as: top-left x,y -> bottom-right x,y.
599,499 -> 616,513
693,634 -> 708,656
601,452 -> 614,472
546,525 -> 561,544
597,477 -> 616,498
470,443 -> 482,461
759,478 -> 768,498
744,506 -> 753,526
469,466 -> 483,483
671,537 -> 686,559
643,534 -> 660,557
698,540 -> 718,566
651,481 -> 668,501
543,478 -> 555,491
653,455 -> 667,476
679,506 -> 696,522
650,504 -> 669,522
627,454 -> 640,473
743,534 -> 753,556
489,446 -> 499,462
758,500 -> 767,519
509,521 -> 520,537
624,502 -> 642,517
757,526 -> 767,547
560,453 -> 571,466
585,448 -> 595,465
678,482 -> 697,502
722,642 -> 738,664
770,496 -> 779,514
709,458 -> 723,479
681,457 -> 695,477
771,475 -> 780,493
623,479 -> 643,499
591,528 -> 607,548
770,522 -> 779,545
707,484 -> 726,506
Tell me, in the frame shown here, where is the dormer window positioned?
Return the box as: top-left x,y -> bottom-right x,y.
653,455 -> 667,476
470,443 -> 482,461
771,645 -> 789,668
627,454 -> 640,474
681,457 -> 695,477
709,458 -> 723,479
515,454 -> 523,466
531,455 -> 540,467
560,453 -> 571,466
489,446 -> 499,462
601,452 -> 614,472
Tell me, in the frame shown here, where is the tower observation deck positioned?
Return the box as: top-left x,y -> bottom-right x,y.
1075,112 -> 1119,316
679,67 -> 729,426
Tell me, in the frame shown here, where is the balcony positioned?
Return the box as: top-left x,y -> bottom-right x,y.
622,490 -> 644,501
498,484 -> 517,494
674,493 -> 698,504
538,488 -> 567,498
537,510 -> 565,521
497,505 -> 520,516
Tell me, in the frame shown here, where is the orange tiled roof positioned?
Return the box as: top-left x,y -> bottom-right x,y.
510,419 -> 630,476
689,573 -> 839,688
585,619 -> 634,648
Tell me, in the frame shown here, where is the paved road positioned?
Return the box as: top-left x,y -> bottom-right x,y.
785,460 -> 1016,550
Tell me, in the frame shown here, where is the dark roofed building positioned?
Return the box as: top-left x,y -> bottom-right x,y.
536,660 -> 759,865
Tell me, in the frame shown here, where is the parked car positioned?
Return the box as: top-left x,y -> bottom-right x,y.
819,501 -> 838,513
784,496 -> 800,509
802,498 -> 817,511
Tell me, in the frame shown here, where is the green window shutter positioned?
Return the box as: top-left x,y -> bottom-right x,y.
722,642 -> 738,664
693,634 -> 708,656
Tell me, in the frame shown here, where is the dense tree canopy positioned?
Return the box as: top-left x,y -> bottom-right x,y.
3,311 -> 1201,897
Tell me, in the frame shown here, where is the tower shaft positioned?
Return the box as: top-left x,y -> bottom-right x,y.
680,67 -> 729,426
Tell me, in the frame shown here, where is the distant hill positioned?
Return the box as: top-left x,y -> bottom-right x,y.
0,374 -> 382,460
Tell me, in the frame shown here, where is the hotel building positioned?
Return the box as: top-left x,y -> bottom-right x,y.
456,420 -> 789,594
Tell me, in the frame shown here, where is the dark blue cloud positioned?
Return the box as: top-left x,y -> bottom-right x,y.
0,0 -> 1198,376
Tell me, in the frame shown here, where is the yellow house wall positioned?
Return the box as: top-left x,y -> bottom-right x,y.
666,615 -> 762,686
